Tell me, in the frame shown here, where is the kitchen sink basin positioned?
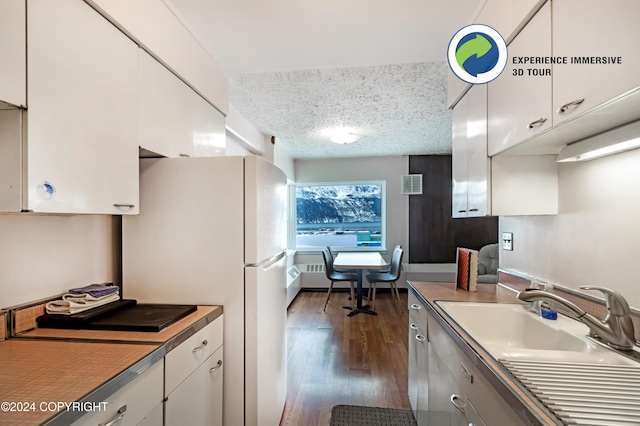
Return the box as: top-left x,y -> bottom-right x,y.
435,301 -> 638,365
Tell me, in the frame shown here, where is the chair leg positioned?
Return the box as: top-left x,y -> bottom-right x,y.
323,281 -> 334,312
391,281 -> 400,304
371,283 -> 377,310
349,282 -> 355,307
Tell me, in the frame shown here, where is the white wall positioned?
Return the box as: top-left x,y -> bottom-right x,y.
0,214 -> 116,308
500,147 -> 640,308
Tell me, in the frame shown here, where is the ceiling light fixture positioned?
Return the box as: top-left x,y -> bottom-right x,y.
556,120 -> 640,162
330,133 -> 360,144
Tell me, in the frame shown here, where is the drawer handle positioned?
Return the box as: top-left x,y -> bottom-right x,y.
192,339 -> 208,353
410,304 -> 421,311
113,203 -> 135,209
179,153 -> 191,157
527,117 -> 547,129
450,394 -> 466,414
409,323 -> 419,331
209,359 -> 223,372
415,334 -> 426,342
557,98 -> 585,114
99,405 -> 126,426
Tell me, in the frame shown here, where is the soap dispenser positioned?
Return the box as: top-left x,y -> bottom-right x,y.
539,282 -> 558,320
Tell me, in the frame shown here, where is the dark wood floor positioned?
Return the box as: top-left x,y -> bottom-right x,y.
280,289 -> 411,425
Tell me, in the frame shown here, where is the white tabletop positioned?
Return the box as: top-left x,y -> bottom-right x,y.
334,252 -> 387,269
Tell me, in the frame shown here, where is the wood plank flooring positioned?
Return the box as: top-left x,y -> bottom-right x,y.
280,289 -> 411,425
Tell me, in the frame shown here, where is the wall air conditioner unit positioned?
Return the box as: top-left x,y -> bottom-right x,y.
402,174 -> 422,195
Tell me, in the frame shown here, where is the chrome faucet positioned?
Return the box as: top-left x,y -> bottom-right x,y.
517,285 -> 636,351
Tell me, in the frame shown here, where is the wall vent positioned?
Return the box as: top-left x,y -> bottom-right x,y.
402,174 -> 422,195
304,264 -> 325,273
288,266 -> 300,280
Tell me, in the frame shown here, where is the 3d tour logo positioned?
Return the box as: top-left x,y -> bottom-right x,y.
448,24 -> 508,84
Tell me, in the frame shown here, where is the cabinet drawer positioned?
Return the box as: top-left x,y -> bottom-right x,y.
165,315 -> 223,396
72,361 -> 163,426
408,288 -> 427,332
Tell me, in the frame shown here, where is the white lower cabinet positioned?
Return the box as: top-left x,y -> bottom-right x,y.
427,308 -> 524,426
165,347 -> 224,426
408,289 -> 428,425
165,315 -> 224,426
71,361 -> 163,426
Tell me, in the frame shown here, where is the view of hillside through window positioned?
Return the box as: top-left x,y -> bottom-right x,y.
295,182 -> 384,249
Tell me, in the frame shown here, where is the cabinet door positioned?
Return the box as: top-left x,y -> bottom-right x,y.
416,328 -> 429,426
408,321 -> 419,415
0,0 -> 26,107
488,2 -> 552,156
552,0 -> 640,125
451,93 -> 469,218
139,49 -> 195,159
27,0 -> 138,214
465,85 -> 489,217
165,347 -> 224,426
428,348 -> 455,426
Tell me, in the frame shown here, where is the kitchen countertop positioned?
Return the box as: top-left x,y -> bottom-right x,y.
0,305 -> 222,425
408,281 -> 559,426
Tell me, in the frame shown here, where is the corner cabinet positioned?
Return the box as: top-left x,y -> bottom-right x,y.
165,315 -> 224,426
452,84 -> 558,217
23,0 -> 139,214
452,85 -> 490,218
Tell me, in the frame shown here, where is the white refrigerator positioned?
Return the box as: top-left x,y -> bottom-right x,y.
122,155 -> 288,426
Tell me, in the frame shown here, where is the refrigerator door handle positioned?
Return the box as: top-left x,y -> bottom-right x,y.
245,251 -> 286,269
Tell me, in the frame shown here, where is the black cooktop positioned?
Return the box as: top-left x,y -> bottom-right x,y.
36,301 -> 198,332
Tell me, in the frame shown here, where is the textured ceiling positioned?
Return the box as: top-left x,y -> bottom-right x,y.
230,62 -> 452,159
167,0 -> 482,159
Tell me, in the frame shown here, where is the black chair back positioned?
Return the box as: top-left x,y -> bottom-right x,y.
388,246 -> 404,279
321,246 -> 335,279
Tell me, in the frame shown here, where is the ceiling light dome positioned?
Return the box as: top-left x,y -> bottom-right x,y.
330,133 -> 360,144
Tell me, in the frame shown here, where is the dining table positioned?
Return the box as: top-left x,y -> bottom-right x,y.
333,251 -> 388,316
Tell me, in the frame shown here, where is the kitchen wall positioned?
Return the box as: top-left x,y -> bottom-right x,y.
500,146 -> 640,308
0,214 -> 116,308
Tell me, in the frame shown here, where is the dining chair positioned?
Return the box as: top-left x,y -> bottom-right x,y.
321,246 -> 357,312
366,245 -> 404,309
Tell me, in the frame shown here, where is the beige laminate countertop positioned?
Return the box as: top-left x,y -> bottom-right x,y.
408,281 -> 559,426
0,305 -> 222,425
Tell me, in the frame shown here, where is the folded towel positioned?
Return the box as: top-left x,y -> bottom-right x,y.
68,283 -> 119,298
45,292 -> 120,315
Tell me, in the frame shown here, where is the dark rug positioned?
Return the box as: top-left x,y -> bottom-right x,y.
330,405 -> 418,426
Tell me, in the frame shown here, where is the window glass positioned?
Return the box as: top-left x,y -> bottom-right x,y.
295,182 -> 385,250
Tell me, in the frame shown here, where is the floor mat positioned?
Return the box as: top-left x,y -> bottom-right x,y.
330,405 -> 418,426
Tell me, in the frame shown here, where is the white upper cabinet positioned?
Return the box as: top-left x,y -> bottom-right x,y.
552,0 -> 640,125
487,2 -> 551,156
0,0 -> 26,108
139,49 -> 226,159
452,85 -> 490,218
26,0 -> 139,214
447,0 -> 545,108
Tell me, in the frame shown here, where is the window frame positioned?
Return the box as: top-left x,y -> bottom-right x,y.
290,180 -> 387,253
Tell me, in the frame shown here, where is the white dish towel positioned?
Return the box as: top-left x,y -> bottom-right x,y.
45,292 -> 120,315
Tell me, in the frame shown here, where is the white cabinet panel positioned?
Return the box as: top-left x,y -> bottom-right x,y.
552,0 -> 640,125
165,316 -> 223,396
27,0 -> 138,214
488,2 -> 552,156
138,50 -> 226,159
451,85 -> 489,218
165,347 -> 224,426
71,361 -> 163,426
0,0 -> 26,108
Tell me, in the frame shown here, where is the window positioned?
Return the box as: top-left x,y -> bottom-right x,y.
294,181 -> 385,251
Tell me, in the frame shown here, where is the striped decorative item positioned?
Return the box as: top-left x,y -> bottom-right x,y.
456,247 -> 479,291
